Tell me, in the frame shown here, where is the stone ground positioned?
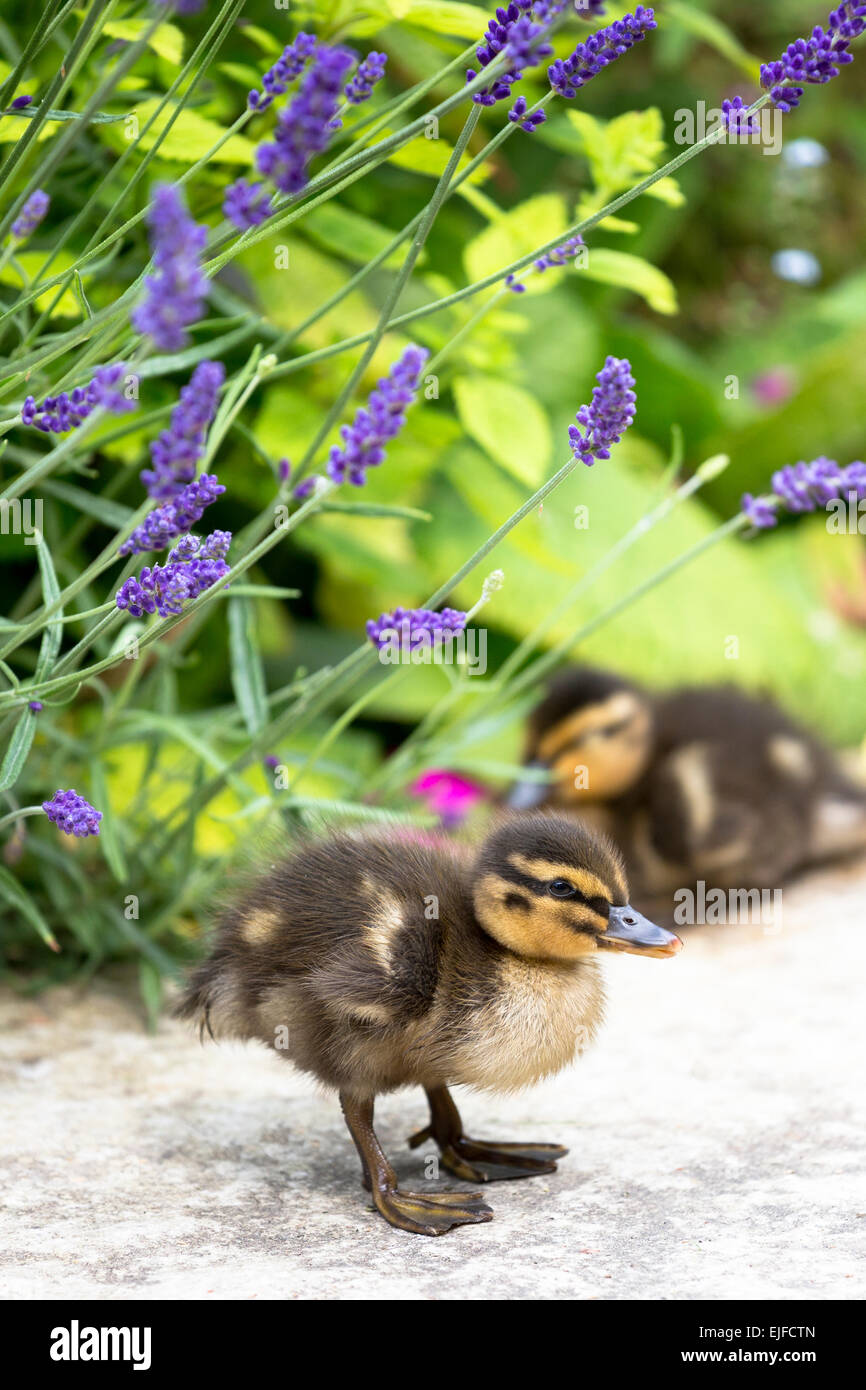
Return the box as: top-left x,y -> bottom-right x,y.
2,858 -> 865,1301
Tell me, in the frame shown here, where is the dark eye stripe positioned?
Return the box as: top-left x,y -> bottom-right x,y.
494,862 -> 611,911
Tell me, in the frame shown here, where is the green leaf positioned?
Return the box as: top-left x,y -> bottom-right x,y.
102,18 -> 184,66
566,107 -> 684,215
302,203 -> 418,270
453,376 -> 552,487
665,1 -> 762,81
0,708 -> 37,792
90,761 -> 127,883
228,597 -> 268,737
100,100 -> 255,165
0,864 -> 58,950
34,531 -> 62,681
464,193 -> 569,295
577,248 -> 678,315
386,131 -> 490,193
384,0 -> 493,37
0,250 -> 80,317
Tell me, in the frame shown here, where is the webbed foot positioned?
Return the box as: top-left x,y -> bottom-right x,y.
409,1086 -> 568,1182
371,1185 -> 493,1236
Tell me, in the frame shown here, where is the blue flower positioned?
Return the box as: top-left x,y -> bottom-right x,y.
467,2 -> 561,107
21,364 -> 136,433
256,45 -> 355,196
326,346 -> 428,487
366,607 -> 468,651
131,184 -> 208,352
223,178 -> 272,231
118,474 -> 226,556
42,789 -> 102,837
11,189 -> 49,240
548,7 -> 656,98
140,360 -> 225,500
248,32 -> 318,111
345,51 -> 388,104
741,456 -> 866,528
760,3 -> 866,111
116,531 -> 232,619
508,95 -> 546,131
568,356 -> 637,466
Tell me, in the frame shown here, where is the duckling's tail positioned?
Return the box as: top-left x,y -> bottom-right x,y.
173,965 -> 217,1043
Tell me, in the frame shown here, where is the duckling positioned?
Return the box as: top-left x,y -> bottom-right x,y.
177,813 -> 680,1237
510,667 -> 866,902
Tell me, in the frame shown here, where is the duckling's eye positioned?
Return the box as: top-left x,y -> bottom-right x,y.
547,879 -> 577,899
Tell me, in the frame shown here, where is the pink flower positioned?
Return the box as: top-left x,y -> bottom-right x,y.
752,366 -> 796,407
410,770 -> 485,827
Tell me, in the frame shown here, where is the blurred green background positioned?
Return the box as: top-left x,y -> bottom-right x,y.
2,0 -> 865,989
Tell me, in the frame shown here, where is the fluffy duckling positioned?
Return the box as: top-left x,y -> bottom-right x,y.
510,667 -> 866,900
177,813 -> 680,1237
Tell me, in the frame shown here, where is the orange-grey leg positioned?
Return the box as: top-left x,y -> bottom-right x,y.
339,1092 -> 494,1236
409,1084 -> 568,1183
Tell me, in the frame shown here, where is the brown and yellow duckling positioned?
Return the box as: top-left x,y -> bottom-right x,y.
177,813 -> 680,1237
510,667 -> 866,902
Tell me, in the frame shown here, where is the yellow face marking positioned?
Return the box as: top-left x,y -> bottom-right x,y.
475,874 -> 600,961
240,908 -> 284,944
536,692 -> 643,763
508,852 -> 621,904
363,895 -> 403,972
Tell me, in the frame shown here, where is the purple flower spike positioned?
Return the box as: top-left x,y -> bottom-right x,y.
721,96 -> 761,135
741,493 -> 779,529
568,356 -> 637,466
116,531 -> 232,619
21,363 -> 136,434
366,607 -> 468,652
760,3 -> 866,111
140,360 -> 225,500
118,474 -> 226,556
256,45 -> 354,196
508,94 -> 547,131
42,789 -> 102,837
223,178 -> 272,231
327,345 -> 428,487
548,7 -> 656,98
131,184 -> 208,352
248,32 -> 318,112
11,189 -> 49,240
28,700 -> 43,712
294,475 -> 322,499
278,457 -> 291,483
535,234 -> 584,272
11,94 -> 33,109
741,454 -> 866,529
467,2 -> 562,107
345,51 -> 388,104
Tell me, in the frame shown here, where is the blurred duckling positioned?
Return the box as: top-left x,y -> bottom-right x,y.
177,813 -> 680,1237
510,667 -> 866,901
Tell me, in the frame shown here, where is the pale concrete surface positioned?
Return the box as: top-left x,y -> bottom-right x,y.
2,859 -> 865,1301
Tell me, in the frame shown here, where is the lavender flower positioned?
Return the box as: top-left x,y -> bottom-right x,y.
366,607 -> 468,651
131,184 -> 208,352
155,0 -> 206,11
278,457 -> 291,483
28,700 -> 43,712
294,475 -> 323,499
11,189 -> 49,240
223,178 -> 272,231
535,234 -> 584,271
741,456 -> 866,528
345,51 -> 387,104
42,789 -> 102,838
467,3 -> 560,107
548,7 -> 657,98
21,364 -> 136,434
11,95 -> 33,109
760,3 -> 866,111
569,356 -> 636,466
116,531 -> 232,619
508,95 -> 547,131
256,45 -> 354,196
140,360 -> 225,500
327,345 -> 428,487
118,474 -> 226,556
248,33 -> 318,112
721,96 -> 760,135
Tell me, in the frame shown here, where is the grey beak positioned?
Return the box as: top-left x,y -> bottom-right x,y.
506,760 -> 552,810
601,905 -> 683,959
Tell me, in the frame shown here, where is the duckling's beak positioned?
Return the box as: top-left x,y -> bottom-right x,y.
506,761 -> 552,810
600,905 -> 682,959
